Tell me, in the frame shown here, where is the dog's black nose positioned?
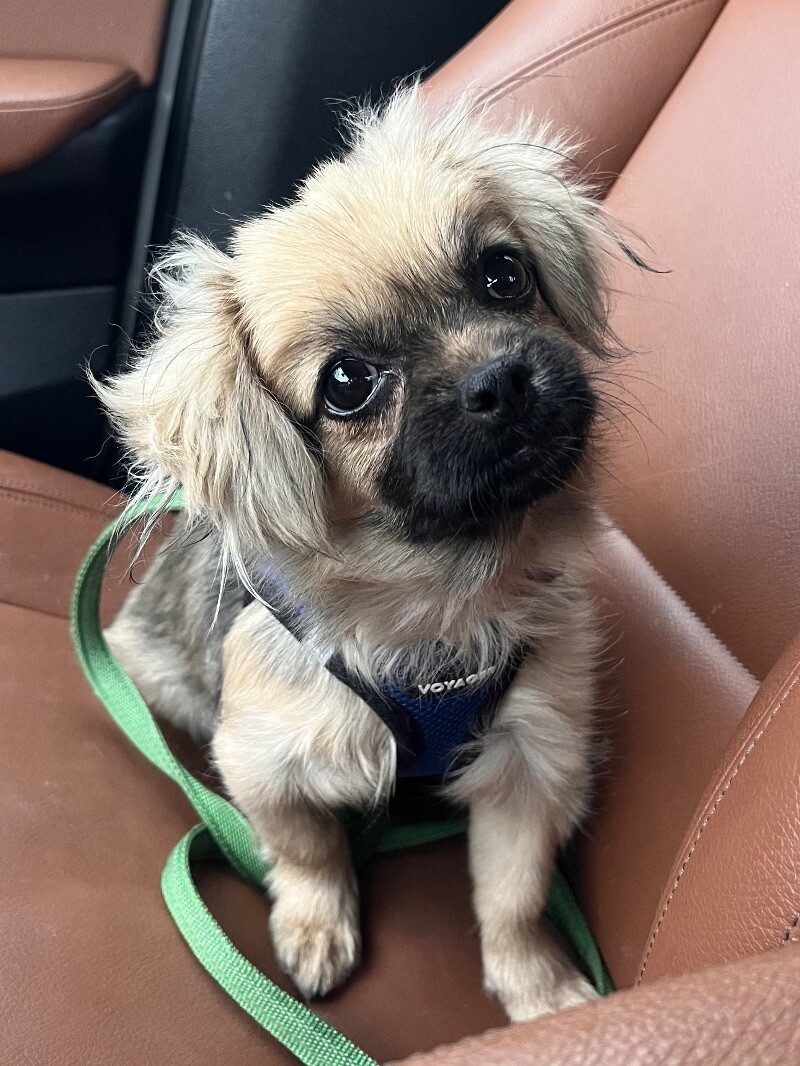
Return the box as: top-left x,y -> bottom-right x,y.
460,357 -> 532,421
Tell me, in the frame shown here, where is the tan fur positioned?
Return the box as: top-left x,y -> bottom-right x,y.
213,602 -> 394,997
97,84 -> 629,1019
448,584 -> 600,1017
95,87 -> 619,580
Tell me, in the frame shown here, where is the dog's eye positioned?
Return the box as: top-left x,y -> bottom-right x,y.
481,249 -> 531,301
322,357 -> 381,416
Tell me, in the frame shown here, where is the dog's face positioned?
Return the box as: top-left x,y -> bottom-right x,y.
100,88 -> 620,562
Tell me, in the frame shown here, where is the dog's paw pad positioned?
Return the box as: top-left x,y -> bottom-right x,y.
271,908 -> 361,999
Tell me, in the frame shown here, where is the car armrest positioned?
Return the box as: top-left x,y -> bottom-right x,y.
391,942 -> 800,1065
0,58 -> 136,175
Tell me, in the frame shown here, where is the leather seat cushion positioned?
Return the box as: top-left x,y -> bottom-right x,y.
430,0 -> 726,189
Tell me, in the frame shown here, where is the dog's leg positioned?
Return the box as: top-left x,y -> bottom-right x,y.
212,601 -> 395,998
448,602 -> 599,1021
466,783 -> 598,1021
236,790 -> 360,1000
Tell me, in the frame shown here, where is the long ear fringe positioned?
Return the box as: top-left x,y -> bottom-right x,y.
90,234 -> 327,595
89,234 -> 229,549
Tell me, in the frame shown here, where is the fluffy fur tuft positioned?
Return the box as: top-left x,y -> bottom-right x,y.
338,84 -> 623,352
92,235 -> 328,597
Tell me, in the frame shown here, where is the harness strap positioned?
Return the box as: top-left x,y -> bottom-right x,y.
242,584 -> 426,770
71,495 -> 613,1066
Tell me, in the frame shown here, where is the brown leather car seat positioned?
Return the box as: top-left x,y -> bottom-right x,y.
2,0 -> 799,1063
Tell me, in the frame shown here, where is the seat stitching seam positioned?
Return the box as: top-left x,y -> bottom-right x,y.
484,0 -> 690,90
0,473 -> 117,510
0,73 -> 136,115
480,0 -> 715,101
0,478 -> 116,510
608,525 -> 759,686
637,669 -> 800,983
0,486 -> 113,520
0,596 -> 68,621
479,0 -> 717,106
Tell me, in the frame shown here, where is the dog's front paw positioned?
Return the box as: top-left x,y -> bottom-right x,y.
498,970 -> 598,1022
484,932 -> 599,1023
270,893 -> 361,998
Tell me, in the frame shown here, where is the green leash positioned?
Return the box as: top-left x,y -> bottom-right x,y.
71,496 -> 612,1066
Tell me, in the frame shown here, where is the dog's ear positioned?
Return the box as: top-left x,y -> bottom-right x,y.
95,235 -> 326,557
358,88 -> 634,358
486,133 -> 626,357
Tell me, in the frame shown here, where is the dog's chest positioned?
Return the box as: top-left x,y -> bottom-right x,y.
245,568 -> 523,779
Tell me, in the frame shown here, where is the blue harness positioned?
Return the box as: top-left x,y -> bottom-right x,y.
326,650 -> 522,778
247,575 -> 522,780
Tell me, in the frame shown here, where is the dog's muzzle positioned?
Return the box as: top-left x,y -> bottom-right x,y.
379,331 -> 596,540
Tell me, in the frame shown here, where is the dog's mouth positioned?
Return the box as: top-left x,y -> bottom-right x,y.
378,334 -> 596,541
383,438 -> 588,541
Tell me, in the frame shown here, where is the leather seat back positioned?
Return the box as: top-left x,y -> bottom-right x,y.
600,0 -> 800,681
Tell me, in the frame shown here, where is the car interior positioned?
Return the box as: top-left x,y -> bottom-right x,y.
1,0 -> 798,1062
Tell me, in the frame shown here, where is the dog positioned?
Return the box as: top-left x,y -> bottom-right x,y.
97,84 -> 631,1021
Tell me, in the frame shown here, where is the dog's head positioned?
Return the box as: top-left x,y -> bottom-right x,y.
99,86 -> 625,569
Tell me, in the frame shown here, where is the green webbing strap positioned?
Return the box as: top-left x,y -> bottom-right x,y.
71,495 -> 266,884
163,826 -> 379,1066
71,497 -> 612,1066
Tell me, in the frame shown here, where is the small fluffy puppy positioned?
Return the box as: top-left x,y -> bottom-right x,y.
99,86 -> 629,1021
